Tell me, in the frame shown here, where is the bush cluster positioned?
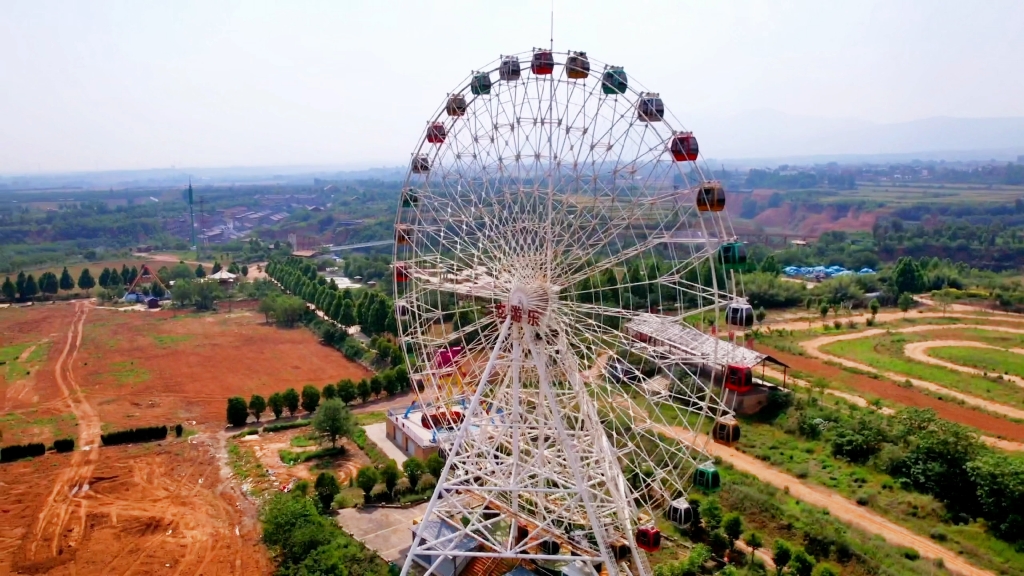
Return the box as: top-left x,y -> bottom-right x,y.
101,425 -> 168,446
0,442 -> 46,463
53,438 -> 75,453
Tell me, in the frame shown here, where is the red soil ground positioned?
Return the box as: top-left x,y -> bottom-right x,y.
0,300 -> 374,575
759,345 -> 1024,441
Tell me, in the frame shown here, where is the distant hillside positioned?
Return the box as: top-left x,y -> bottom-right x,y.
690,111 -> 1024,165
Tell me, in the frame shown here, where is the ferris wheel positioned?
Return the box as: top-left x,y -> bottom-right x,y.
394,48 -> 761,576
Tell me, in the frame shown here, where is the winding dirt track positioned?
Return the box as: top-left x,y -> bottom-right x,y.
903,340 -> 1024,387
803,324 -> 1024,421
697,433 -> 993,576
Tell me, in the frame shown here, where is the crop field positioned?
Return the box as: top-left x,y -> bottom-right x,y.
0,300 -> 373,575
791,183 -> 1024,207
821,332 -> 1024,409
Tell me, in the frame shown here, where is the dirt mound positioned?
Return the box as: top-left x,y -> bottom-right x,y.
752,203 -> 881,235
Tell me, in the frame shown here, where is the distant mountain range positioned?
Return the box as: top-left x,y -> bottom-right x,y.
3,114 -> 1022,190
691,111 -> 1024,166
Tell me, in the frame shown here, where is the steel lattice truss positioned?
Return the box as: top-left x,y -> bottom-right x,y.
396,49 -> 745,576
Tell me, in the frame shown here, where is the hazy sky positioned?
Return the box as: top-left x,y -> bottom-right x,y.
2,0 -> 1023,173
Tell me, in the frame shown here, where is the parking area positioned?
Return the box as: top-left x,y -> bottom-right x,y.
336,502 -> 429,562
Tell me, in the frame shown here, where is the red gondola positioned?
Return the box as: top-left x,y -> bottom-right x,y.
395,263 -> 410,283
636,526 -> 661,552
426,122 -> 447,144
531,49 -> 554,75
723,364 -> 753,393
670,132 -> 699,162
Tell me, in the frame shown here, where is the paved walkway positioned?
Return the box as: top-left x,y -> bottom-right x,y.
336,503 -> 428,562
364,422 -> 407,465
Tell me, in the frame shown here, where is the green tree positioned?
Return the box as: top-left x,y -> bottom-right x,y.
722,512 -> 743,550
274,295 -> 307,327
268,392 -> 285,419
339,300 -> 357,326
812,565 -> 840,576
369,375 -> 383,398
403,457 -> 425,489
314,472 -> 341,511
227,396 -> 249,427
195,264 -> 206,278
39,272 -> 59,297
322,383 -> 337,400
790,549 -> 816,576
702,496 -> 723,532
898,292 -> 913,317
249,394 -> 267,422
77,268 -> 96,294
755,306 -> 767,326
746,532 -> 763,566
759,254 -> 781,276
356,379 -> 372,403
98,268 -> 111,288
22,274 -> 39,300
15,272 -> 26,298
869,297 -> 880,318
59,267 -> 75,291
337,379 -> 357,404
168,262 -> 194,282
258,295 -> 277,324
241,264 -> 249,277
356,466 -> 380,500
772,539 -> 793,576
381,460 -> 401,493
283,387 -> 300,416
819,302 -> 829,321
1,276 -> 14,301
425,453 -> 445,478
212,261 -> 223,274
313,399 -> 354,447
892,256 -> 925,295
381,370 -> 399,396
301,385 -> 321,414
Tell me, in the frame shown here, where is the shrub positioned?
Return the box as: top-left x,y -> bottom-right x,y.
370,482 -> 388,500
901,547 -> 920,561
418,473 -> 437,491
0,442 -> 47,462
855,493 -> 869,506
100,425 -> 168,446
53,438 -> 75,453
174,423 -> 184,437
832,319 -> 842,330
929,528 -> 948,541
264,420 -> 311,433
226,396 -> 249,427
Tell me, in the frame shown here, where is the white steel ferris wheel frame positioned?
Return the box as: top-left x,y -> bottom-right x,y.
395,49 -> 748,576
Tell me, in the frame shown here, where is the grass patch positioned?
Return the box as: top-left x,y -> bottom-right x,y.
227,441 -> 269,494
354,411 -> 387,426
279,446 -> 344,466
105,361 -> 151,386
151,334 -> 193,348
290,434 -> 316,447
351,428 -> 393,467
823,333 -> 1024,409
929,346 -> 1024,377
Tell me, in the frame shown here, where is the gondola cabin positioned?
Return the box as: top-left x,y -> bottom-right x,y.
394,263 -> 410,283
637,93 -> 664,122
566,51 -> 590,79
531,49 -> 554,75
601,67 -> 628,95
725,302 -> 754,328
395,300 -> 410,318
395,226 -> 413,245
723,364 -> 753,392
434,346 -> 464,369
719,242 -> 748,270
471,72 -> 492,95
426,122 -> 447,144
667,498 -> 694,527
695,463 -> 721,492
420,409 -> 464,430
712,419 -> 742,446
401,188 -> 419,208
538,539 -> 561,555
500,56 -> 521,81
696,182 -> 726,212
670,132 -> 699,162
411,155 -> 430,174
635,526 -> 661,552
446,94 -> 467,117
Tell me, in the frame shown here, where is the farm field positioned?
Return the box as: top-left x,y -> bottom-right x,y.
0,300 -> 373,575
928,346 -> 1024,376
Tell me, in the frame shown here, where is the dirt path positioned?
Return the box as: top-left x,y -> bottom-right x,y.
903,340 -> 1024,387
26,300 -> 103,561
803,325 -> 1024,421
688,429 -> 993,576
763,367 -> 1024,452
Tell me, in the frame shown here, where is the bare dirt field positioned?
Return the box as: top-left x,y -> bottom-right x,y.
245,427 -> 370,490
0,300 -> 374,575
